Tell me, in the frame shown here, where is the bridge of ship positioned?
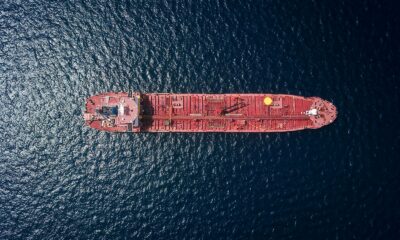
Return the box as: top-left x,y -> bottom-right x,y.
85,94 -> 140,129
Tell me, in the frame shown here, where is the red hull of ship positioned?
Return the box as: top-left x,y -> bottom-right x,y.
84,93 -> 337,133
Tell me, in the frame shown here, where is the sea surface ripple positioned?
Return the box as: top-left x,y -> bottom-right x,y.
0,0 -> 399,239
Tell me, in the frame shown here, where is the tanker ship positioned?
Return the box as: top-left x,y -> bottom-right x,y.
84,92 -> 337,132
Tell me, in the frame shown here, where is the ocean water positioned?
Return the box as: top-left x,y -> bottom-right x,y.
0,0 -> 399,239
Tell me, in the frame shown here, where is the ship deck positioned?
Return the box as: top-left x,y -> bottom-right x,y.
140,94 -> 314,132
84,92 -> 336,133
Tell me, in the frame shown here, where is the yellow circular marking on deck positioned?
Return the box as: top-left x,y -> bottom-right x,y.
263,97 -> 273,106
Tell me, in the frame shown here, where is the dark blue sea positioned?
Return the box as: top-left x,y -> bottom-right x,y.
1,0 -> 399,239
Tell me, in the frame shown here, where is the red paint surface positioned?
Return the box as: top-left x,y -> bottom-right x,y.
84,92 -> 337,132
